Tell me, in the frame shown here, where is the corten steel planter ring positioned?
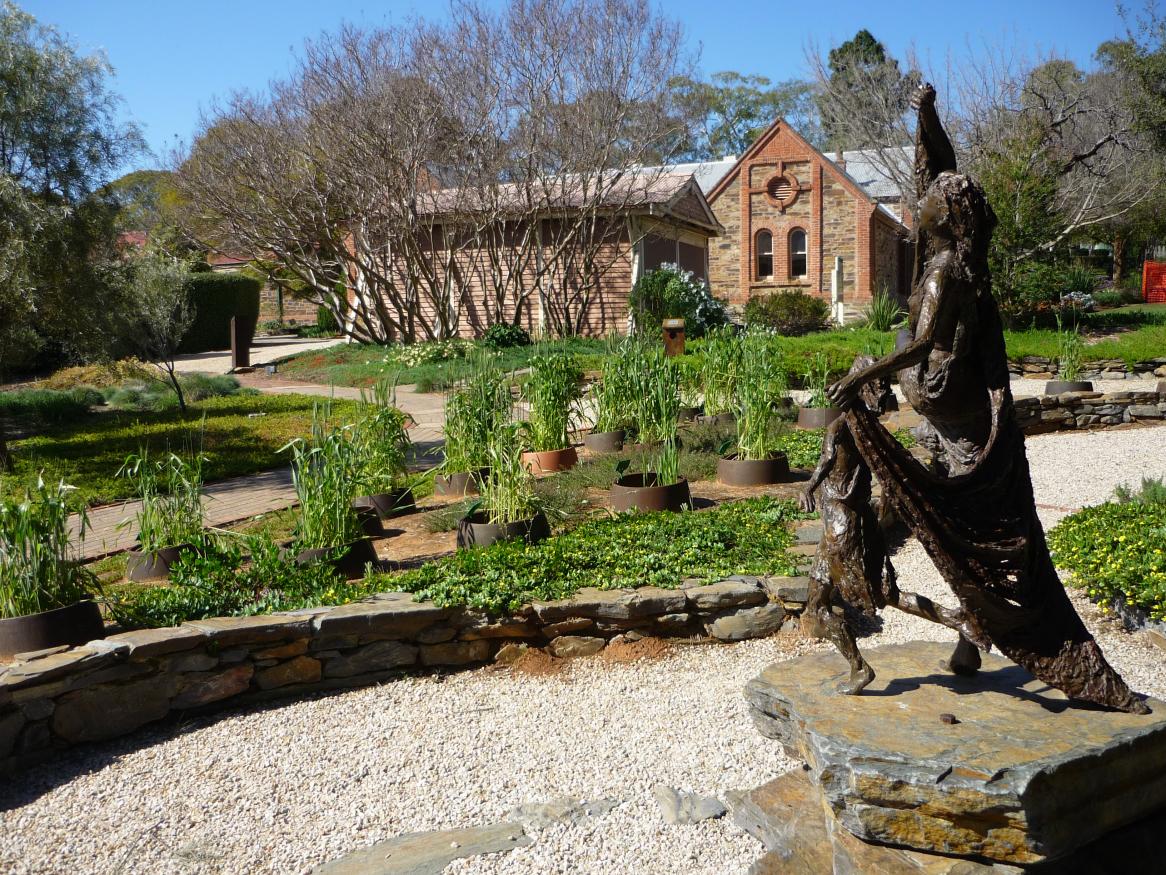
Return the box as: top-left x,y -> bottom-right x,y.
362,487 -> 417,518
797,406 -> 843,429
435,469 -> 489,497
678,406 -> 703,422
0,599 -> 105,660
700,411 -> 736,426
456,511 -> 551,549
1044,380 -> 1094,395
584,429 -> 626,454
350,499 -> 385,537
717,452 -> 792,486
521,447 -> 579,474
294,538 -> 379,578
126,543 -> 196,582
610,474 -> 692,513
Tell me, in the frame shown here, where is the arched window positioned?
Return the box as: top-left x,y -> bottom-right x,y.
789,229 -> 808,278
756,231 -> 773,279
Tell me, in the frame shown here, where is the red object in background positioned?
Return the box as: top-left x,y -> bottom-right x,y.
1144,260 -> 1166,304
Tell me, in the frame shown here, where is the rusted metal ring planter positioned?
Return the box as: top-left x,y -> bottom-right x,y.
521,447 -> 578,474
363,487 -> 417,518
1044,380 -> 1094,395
350,500 -> 385,537
700,412 -> 735,426
434,469 -> 488,497
294,539 -> 379,578
678,406 -> 703,422
584,429 -> 626,454
0,599 -> 105,659
456,511 -> 550,549
797,406 -> 843,429
717,452 -> 791,486
610,474 -> 692,513
126,544 -> 195,582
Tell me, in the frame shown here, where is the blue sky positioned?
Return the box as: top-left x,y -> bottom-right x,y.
23,0 -> 1143,173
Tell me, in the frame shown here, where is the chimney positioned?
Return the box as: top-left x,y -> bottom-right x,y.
834,151 -> 847,171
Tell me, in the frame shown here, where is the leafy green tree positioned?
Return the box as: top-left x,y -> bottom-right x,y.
815,29 -> 916,152
670,71 -> 817,160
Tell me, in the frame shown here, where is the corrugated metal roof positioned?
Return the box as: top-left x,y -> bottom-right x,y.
664,158 -> 739,194
835,147 -> 913,201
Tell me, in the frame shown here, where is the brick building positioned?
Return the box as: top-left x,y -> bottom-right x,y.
677,120 -> 912,319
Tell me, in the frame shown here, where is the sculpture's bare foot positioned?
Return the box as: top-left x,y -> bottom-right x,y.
836,663 -> 876,695
943,635 -> 981,677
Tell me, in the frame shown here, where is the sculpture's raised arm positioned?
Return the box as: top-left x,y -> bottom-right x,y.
911,83 -> 956,199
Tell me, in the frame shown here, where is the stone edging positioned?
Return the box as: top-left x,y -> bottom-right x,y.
1015,389 -> 1166,433
1009,355 -> 1166,380
0,576 -> 810,774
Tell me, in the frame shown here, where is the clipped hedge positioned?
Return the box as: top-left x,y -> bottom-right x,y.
179,272 -> 262,354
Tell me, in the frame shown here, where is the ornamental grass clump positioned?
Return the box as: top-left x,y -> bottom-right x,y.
283,406 -> 363,550
118,444 -> 207,551
862,288 -> 906,331
802,352 -> 833,409
479,421 -> 539,525
631,346 -> 680,446
0,476 -> 96,619
522,350 -> 583,452
352,378 -> 412,494
441,354 -> 510,474
736,333 -> 788,460
701,326 -> 742,416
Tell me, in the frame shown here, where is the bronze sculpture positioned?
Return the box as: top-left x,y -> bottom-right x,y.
805,84 -> 1148,714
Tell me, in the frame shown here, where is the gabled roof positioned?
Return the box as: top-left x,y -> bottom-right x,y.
664,158 -> 739,194
702,119 -> 910,230
415,169 -> 722,234
834,147 -> 912,201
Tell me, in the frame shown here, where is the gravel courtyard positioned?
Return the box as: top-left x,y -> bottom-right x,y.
2,425 -> 1164,875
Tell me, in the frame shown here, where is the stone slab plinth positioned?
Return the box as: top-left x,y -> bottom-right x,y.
744,641 -> 1166,865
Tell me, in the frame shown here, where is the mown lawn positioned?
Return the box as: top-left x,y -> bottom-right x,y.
4,394 -> 358,506
277,337 -> 609,390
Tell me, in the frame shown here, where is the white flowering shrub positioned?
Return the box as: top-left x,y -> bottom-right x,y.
629,263 -> 728,338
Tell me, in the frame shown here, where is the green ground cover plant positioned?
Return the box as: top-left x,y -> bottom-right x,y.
390,496 -> 803,615
1049,491 -> 1166,622
108,533 -> 370,629
5,394 -> 358,506
277,337 -> 606,390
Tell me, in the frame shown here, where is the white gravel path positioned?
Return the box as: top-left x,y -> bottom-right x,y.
2,425 -> 1165,875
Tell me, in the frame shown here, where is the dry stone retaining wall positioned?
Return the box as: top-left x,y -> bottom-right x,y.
0,577 -> 810,774
1015,389 -> 1166,433
1009,356 -> 1166,380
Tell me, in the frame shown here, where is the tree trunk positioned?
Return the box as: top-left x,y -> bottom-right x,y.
1112,234 -> 1125,284
164,364 -> 187,413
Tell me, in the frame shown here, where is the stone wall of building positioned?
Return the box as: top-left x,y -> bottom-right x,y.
819,178 -> 857,299
708,174 -> 741,303
0,577 -> 809,774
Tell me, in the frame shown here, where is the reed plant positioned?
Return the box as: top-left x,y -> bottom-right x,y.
1056,315 -> 1085,382
478,421 -> 539,525
352,378 -> 413,494
635,356 -> 681,446
702,326 -> 742,416
802,352 -> 833,409
523,350 -> 583,452
736,333 -> 788,460
118,443 -> 207,551
592,339 -> 637,433
0,476 -> 96,619
862,287 -> 906,331
441,354 -> 510,474
282,405 -> 363,550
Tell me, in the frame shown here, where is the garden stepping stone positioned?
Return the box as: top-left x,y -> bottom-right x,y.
312,823 -> 530,874
507,795 -> 619,829
652,785 -> 726,824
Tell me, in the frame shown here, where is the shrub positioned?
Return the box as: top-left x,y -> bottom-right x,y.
482,323 -> 532,349
103,374 -> 244,411
629,263 -> 728,338
383,338 -> 475,368
1114,476 -> 1166,506
744,291 -> 830,336
0,477 -> 96,619
316,305 -> 339,334
1093,290 -> 1123,308
178,272 -> 263,354
44,357 -> 155,390
1049,500 -> 1166,622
